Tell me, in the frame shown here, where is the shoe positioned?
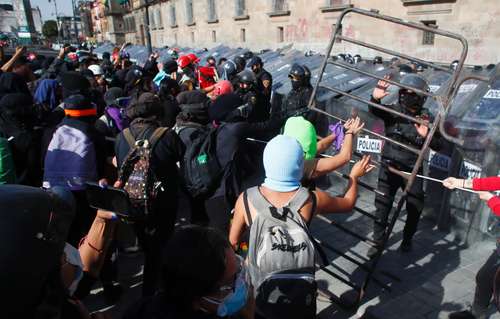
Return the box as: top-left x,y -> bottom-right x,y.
367,241 -> 382,259
448,310 -> 476,319
400,240 -> 412,253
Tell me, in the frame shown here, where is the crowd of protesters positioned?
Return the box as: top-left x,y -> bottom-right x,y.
0,42 -> 497,319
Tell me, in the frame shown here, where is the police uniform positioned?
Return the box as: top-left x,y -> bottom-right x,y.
369,97 -> 441,246
282,85 -> 315,123
255,68 -> 273,104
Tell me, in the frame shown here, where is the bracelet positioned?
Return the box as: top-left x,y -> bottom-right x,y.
345,132 -> 353,136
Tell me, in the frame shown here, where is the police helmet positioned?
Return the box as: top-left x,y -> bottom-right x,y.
233,56 -> 246,72
373,56 -> 383,64
222,60 -> 238,80
288,63 -> 306,81
248,56 -> 263,69
237,69 -> 257,85
450,60 -> 459,71
400,73 -> 429,97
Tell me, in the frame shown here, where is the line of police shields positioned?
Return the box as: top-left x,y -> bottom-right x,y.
92,12 -> 500,307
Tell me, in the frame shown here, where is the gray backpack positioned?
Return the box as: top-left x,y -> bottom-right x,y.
244,186 -> 323,319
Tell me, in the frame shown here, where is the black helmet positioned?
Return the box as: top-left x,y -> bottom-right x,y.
415,64 -> 425,73
373,56 -> 383,64
248,56 -> 263,69
450,60 -> 459,70
237,70 -> 257,86
233,56 -> 246,72
288,63 -> 306,81
242,51 -> 254,60
486,64 -> 496,70
336,53 -> 346,61
353,54 -> 362,63
222,60 -> 238,80
399,64 -> 414,76
400,74 -> 429,96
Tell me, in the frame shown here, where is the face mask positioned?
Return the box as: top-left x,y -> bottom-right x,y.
203,259 -> 249,317
63,243 -> 84,296
291,79 -> 302,90
399,91 -> 424,113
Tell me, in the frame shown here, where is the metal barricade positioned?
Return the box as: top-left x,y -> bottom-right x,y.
307,7 -> 472,307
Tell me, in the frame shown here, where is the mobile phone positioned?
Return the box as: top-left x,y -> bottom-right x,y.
86,182 -> 132,217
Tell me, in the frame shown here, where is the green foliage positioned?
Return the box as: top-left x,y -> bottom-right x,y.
42,20 -> 58,39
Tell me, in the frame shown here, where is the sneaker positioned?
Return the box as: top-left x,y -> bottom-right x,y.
448,310 -> 476,319
400,240 -> 412,253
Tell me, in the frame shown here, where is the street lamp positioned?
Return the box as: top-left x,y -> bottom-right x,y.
144,0 -> 152,54
48,0 -> 61,44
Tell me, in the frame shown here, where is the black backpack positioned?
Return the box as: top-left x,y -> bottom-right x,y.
118,127 -> 168,219
179,125 -> 223,198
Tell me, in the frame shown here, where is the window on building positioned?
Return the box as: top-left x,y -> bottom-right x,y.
186,0 -> 194,25
212,30 -> 217,42
207,0 -> 217,21
240,28 -> 246,42
272,0 -> 288,12
149,10 -> 155,29
170,5 -> 177,26
191,31 -> 195,43
155,10 -> 162,29
277,26 -> 284,42
235,0 -> 246,16
326,0 -> 350,6
421,20 -> 437,45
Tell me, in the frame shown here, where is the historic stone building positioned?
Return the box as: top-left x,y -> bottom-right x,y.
116,0 -> 499,65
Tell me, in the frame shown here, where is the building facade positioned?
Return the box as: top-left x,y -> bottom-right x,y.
114,0 -> 500,65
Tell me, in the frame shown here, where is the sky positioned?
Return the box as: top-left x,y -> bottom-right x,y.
0,0 -> 76,22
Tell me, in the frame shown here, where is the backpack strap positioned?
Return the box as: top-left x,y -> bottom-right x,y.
243,190 -> 253,227
148,127 -> 169,150
123,128 -> 136,149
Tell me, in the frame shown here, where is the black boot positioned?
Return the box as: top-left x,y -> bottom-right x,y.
400,239 -> 412,253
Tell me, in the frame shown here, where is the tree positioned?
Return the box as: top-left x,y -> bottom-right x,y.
42,20 -> 58,40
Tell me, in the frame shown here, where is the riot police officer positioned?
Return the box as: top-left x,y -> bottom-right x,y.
235,69 -> 269,122
281,63 -> 315,122
368,73 -> 441,257
220,60 -> 239,90
248,56 -> 273,104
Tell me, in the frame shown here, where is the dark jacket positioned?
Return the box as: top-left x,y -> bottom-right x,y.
283,86 -> 315,122
123,294 -> 217,319
369,96 -> 442,168
256,68 -> 273,103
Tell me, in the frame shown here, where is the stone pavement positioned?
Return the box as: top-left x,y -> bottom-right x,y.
86,183 -> 500,319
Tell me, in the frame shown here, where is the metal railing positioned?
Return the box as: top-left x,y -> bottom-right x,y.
307,7 -> 472,307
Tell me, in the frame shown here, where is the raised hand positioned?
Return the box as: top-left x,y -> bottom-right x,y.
344,116 -> 365,135
372,74 -> 391,100
349,155 -> 375,179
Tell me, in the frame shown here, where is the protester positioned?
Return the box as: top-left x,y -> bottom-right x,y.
229,135 -> 373,319
444,176 -> 500,319
124,225 -> 255,319
115,92 -> 185,296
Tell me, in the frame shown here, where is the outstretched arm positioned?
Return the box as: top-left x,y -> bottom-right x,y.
314,155 -> 374,214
